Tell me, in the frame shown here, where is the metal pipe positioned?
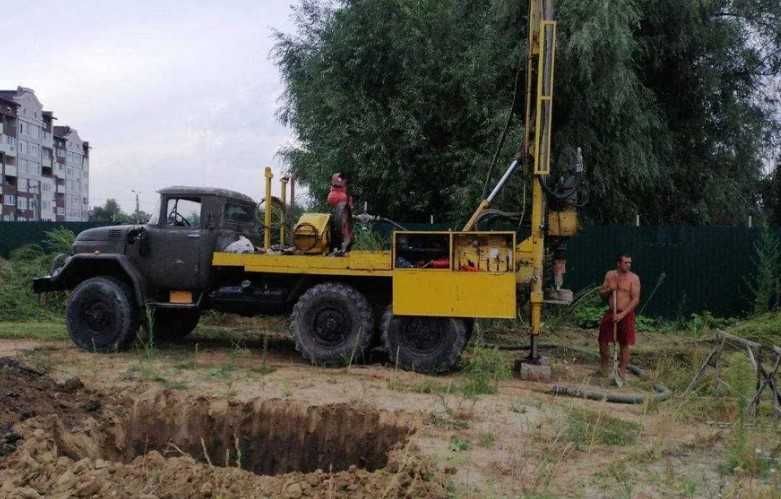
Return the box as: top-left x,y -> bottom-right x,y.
264,167 -> 273,250
487,160 -> 519,203
280,176 -> 288,245
289,176 -> 295,221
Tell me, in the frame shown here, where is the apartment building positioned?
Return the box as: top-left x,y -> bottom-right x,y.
0,86 -> 90,221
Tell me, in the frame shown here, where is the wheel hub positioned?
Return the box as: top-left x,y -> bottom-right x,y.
313,307 -> 350,346
82,301 -> 113,334
402,318 -> 443,353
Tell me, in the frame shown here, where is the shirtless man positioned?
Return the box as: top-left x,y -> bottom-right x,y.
598,253 -> 641,378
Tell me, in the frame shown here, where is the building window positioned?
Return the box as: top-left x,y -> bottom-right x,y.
4,194 -> 15,206
17,197 -> 27,210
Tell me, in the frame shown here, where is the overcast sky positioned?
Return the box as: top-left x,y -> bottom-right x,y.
1,0 -> 298,213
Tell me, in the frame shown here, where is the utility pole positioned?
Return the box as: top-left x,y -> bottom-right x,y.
132,189 -> 140,223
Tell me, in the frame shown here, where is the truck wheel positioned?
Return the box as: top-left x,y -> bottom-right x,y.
66,277 -> 140,353
381,310 -> 467,374
291,282 -> 373,366
149,309 -> 200,341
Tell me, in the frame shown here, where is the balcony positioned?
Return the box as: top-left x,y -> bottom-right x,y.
42,156 -> 53,168
0,135 -> 16,157
3,164 -> 17,177
56,184 -> 65,194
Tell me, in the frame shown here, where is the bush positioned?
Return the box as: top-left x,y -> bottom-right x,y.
0,230 -> 75,322
461,342 -> 512,397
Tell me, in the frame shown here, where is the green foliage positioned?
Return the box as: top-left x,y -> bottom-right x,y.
275,0 -> 781,225
89,198 -> 141,224
42,227 -> 75,254
728,312 -> 781,345
449,435 -> 471,452
722,353 -> 774,477
747,227 -> 781,314
683,311 -> 739,337
351,226 -> 389,250
573,303 -> 656,332
0,228 -> 76,321
461,342 -> 512,397
564,408 -> 642,449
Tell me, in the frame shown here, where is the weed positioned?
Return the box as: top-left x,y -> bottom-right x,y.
449,435 -> 471,452
721,352 -> 774,477
386,377 -> 453,394
564,408 -> 641,449
461,342 -> 511,397
351,226 -> 389,250
477,432 -> 496,448
729,312 -> 781,344
249,364 -> 276,375
207,364 -> 236,380
605,461 -> 634,499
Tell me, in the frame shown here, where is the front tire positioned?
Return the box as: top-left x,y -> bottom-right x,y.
66,277 -> 140,352
291,282 -> 373,366
381,311 -> 467,374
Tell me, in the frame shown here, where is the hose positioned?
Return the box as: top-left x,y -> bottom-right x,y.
550,365 -> 673,404
495,342 -> 673,405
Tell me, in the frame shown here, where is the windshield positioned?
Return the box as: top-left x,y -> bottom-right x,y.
147,196 -> 161,225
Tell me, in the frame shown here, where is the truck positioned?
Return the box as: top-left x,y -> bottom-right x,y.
33,0 -> 582,374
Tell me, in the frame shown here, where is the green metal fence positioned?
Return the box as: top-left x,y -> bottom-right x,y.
566,225 -> 763,319
0,222 -> 105,258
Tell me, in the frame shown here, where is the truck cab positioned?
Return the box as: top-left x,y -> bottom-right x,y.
33,186 -> 263,351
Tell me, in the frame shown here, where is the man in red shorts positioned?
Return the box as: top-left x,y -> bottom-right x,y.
598,253 -> 641,379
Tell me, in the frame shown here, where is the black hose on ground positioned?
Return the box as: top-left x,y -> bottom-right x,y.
550,365 -> 673,404
495,343 -> 673,404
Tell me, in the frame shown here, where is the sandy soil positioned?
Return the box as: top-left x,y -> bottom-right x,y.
0,322 -> 779,498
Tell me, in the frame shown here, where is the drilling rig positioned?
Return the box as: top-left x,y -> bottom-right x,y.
35,0 -> 583,375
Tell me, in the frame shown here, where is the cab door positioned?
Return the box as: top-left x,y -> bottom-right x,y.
143,195 -> 205,291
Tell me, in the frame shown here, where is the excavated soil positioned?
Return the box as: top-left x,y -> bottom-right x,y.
0,358 -> 447,498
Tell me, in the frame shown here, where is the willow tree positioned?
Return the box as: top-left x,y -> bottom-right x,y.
274,0 -> 780,224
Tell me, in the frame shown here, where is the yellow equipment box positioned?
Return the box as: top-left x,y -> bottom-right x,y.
391,231 -> 517,318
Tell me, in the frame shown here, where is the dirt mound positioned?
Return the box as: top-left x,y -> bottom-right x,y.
0,357 -> 104,459
0,358 -> 448,498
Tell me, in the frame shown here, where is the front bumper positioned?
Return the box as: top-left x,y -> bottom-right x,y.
32,275 -> 59,294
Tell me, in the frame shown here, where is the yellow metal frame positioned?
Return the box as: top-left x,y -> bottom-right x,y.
212,250 -> 392,277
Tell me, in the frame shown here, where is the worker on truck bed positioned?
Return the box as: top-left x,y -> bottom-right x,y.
598,253 -> 641,379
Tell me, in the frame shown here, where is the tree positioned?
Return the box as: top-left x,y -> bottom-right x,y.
90,199 -> 131,224
274,0 -> 781,225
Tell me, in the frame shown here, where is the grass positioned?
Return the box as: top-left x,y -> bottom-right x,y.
728,312 -> 781,345
564,408 -> 642,450
461,342 -> 512,397
0,321 -> 68,341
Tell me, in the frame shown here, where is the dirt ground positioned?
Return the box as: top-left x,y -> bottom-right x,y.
1,319 -> 779,498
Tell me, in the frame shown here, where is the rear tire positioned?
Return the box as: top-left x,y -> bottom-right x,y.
291,282 -> 373,366
66,277 -> 140,352
381,310 -> 467,374
149,309 -> 200,341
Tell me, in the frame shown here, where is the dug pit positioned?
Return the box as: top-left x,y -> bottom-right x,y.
1,358 -> 447,498
115,393 -> 414,475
